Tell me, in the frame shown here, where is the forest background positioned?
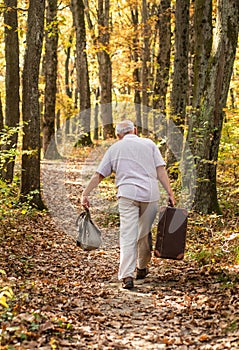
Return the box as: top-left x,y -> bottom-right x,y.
0,0 -> 238,213
0,0 -> 239,348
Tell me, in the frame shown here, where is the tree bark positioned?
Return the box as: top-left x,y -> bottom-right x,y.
21,0 -> 46,209
170,0 -> 190,126
0,93 -> 3,131
191,0 -> 213,109
2,0 -> 20,182
167,0 -> 190,172
141,0 -> 150,135
188,0 -> 239,214
130,5 -> 142,132
71,0 -> 92,145
43,0 -> 61,159
65,34 -> 73,99
153,0 -> 171,132
97,0 -> 114,139
93,87 -> 100,140
84,0 -> 114,138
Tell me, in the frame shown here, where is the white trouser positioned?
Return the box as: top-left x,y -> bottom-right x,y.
118,197 -> 158,280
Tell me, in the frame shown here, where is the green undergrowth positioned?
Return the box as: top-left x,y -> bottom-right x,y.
186,110 -> 239,270
0,178 -> 40,222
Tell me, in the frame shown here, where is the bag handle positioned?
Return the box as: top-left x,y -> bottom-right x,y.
76,208 -> 90,226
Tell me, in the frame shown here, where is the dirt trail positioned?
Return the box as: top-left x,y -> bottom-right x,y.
1,160 -> 238,349
1,211 -> 239,349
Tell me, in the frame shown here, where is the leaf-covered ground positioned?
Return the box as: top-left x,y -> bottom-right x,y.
1,209 -> 239,350
1,163 -> 239,350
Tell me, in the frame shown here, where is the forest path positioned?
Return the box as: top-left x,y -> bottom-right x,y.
1,214 -> 238,350
1,160 -> 238,349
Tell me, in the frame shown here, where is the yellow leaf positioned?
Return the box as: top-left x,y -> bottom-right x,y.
0,295 -> 9,308
3,290 -> 14,299
49,337 -> 57,349
1,287 -> 14,298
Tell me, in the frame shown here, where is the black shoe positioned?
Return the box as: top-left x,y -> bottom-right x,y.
122,277 -> 134,289
136,267 -> 149,280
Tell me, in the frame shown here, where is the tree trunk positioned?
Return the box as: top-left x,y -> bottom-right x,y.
2,0 -> 20,182
43,0 -> 61,159
71,0 -> 92,146
188,0 -> 239,214
65,34 -> 73,99
170,0 -> 190,125
94,87 -> 100,140
21,0 -> 46,209
83,0 -> 114,138
0,93 -> 3,131
167,0 -> 190,171
97,0 -> 114,139
130,5 -> 142,132
153,0 -> 171,133
191,0 -> 213,109
141,0 -> 150,135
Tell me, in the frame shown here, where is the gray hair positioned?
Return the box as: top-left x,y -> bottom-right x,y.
116,120 -> 134,135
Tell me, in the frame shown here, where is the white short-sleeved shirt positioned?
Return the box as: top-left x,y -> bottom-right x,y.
96,134 -> 166,202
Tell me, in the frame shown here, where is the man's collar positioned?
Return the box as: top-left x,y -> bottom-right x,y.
123,134 -> 138,139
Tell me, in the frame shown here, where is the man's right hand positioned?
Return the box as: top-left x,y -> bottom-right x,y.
81,195 -> 90,209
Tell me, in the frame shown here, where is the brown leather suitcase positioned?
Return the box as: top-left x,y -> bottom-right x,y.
154,206 -> 188,260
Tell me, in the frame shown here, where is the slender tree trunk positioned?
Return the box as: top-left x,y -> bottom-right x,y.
94,87 -> 100,140
191,0 -> 213,109
21,0 -> 46,209
153,0 -> 171,133
43,0 -> 61,159
2,0 -> 20,182
97,0 -> 114,139
170,0 -> 190,126
0,93 -> 3,131
65,34 -> 73,99
131,5 -> 142,132
63,34 -> 73,138
167,0 -> 190,171
141,0 -> 150,135
71,0 -> 92,145
84,0 -> 114,138
188,0 -> 239,214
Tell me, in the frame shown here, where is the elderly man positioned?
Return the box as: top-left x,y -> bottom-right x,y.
81,120 -> 175,289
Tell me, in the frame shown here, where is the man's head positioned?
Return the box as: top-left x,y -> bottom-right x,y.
116,120 -> 136,139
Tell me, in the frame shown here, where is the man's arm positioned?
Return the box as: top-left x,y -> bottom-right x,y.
81,172 -> 105,208
156,166 -> 176,206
